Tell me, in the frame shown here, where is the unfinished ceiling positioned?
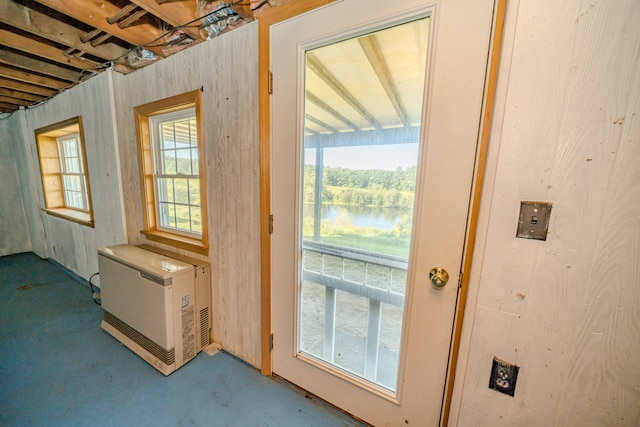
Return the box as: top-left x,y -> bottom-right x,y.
0,0 -> 278,115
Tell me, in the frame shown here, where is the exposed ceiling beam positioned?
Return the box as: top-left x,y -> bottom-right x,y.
0,0 -> 128,62
0,94 -> 31,106
305,114 -> 339,134
0,87 -> 46,103
117,9 -> 150,29
106,4 -> 139,25
306,52 -> 381,131
129,0 -> 206,41
0,101 -> 17,112
0,29 -> 99,71
358,35 -> 410,127
0,64 -> 68,89
0,48 -> 83,82
32,0 -> 167,56
306,90 -> 360,131
0,76 -> 57,97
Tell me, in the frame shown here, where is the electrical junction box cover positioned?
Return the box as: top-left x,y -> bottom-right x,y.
516,201 -> 552,241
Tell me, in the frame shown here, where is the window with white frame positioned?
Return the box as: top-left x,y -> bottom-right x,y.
149,108 -> 201,236
134,90 -> 208,254
57,133 -> 89,212
35,117 -> 94,227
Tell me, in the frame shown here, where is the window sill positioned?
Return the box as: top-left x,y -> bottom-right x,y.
141,229 -> 209,255
44,208 -> 94,227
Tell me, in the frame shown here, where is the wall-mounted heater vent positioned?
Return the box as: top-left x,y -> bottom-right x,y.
98,244 -> 211,376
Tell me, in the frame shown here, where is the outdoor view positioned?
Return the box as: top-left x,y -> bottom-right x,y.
297,16 -> 429,392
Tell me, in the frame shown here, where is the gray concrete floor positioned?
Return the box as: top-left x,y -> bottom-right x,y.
0,253 -> 365,427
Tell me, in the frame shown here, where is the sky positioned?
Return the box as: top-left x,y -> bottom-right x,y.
305,143 -> 419,171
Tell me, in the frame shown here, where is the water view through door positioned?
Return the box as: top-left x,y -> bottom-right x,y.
298,17 -> 429,392
270,0 -> 495,423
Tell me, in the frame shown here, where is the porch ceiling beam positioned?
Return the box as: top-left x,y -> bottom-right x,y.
32,0 -> 166,56
0,48 -> 81,82
306,52 -> 381,130
304,126 -> 420,149
0,0 -> 127,62
0,64 -> 68,90
358,35 -> 410,127
305,114 -> 339,134
130,0 -> 205,41
0,29 -> 98,71
306,90 -> 361,131
0,77 -> 57,97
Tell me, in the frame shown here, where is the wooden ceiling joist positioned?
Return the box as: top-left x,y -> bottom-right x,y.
0,0 -> 127,62
129,0 -> 206,41
107,4 -> 139,25
0,29 -> 99,71
0,48 -> 81,82
0,64 -> 68,90
32,0 -> 167,56
117,9 -> 150,29
0,87 -> 46,103
0,101 -> 18,111
0,76 -> 57,97
0,94 -> 31,106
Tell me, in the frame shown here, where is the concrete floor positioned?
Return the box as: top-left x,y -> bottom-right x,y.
0,253 -> 365,427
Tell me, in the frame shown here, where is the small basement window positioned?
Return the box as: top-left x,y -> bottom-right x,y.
134,90 -> 208,254
35,117 -> 94,227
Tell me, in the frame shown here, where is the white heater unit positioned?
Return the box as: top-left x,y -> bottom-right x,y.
98,244 -> 211,375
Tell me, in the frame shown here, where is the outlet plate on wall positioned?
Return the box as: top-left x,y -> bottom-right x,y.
489,357 -> 519,397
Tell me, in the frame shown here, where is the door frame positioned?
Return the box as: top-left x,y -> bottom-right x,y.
258,0 -> 507,424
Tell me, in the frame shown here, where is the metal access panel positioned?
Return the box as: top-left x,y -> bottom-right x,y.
516,201 -> 552,240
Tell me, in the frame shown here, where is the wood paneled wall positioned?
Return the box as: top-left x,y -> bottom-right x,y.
452,0 -> 640,424
0,111 -> 32,256
111,23 -> 262,368
10,71 -> 127,279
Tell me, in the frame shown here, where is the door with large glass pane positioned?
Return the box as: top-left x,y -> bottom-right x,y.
271,0 -> 495,424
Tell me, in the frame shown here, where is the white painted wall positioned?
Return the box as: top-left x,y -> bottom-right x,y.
452,0 -> 640,425
111,22 -> 262,368
6,71 -> 127,278
2,1 -> 637,422
0,111 -> 32,256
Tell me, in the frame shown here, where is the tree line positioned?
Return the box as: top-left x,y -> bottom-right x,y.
304,165 -> 416,209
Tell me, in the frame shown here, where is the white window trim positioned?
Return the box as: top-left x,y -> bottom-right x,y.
56,133 -> 90,213
148,107 -> 202,238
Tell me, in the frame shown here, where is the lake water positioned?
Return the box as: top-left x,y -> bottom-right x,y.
304,204 -> 410,231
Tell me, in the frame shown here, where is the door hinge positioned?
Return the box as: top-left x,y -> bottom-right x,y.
269,214 -> 274,234
269,333 -> 274,351
268,71 -> 273,94
458,272 -> 464,289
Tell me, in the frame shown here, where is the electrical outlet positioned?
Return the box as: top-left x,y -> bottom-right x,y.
489,357 -> 519,397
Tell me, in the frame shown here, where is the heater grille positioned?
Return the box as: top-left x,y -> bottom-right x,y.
199,306 -> 210,349
103,310 -> 175,366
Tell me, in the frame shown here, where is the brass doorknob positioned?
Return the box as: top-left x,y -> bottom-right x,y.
429,267 -> 449,288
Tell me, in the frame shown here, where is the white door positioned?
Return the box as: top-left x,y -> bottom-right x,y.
271,0 -> 494,424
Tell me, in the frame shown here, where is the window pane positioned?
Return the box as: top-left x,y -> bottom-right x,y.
175,149 -> 193,174
161,150 -> 177,174
149,107 -> 201,237
189,179 -> 200,205
160,123 -> 175,149
157,178 -> 174,203
175,204 -> 191,230
174,120 -> 192,148
173,178 -> 189,204
190,207 -> 202,233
